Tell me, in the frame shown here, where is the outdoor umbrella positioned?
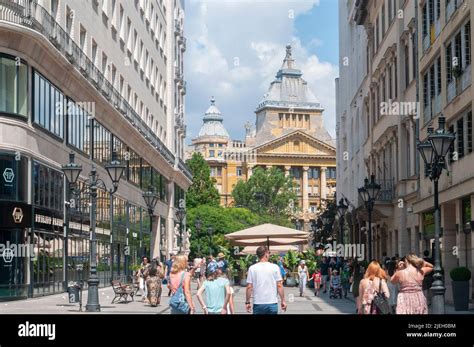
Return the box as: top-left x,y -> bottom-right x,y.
225,223 -> 309,249
240,245 -> 299,255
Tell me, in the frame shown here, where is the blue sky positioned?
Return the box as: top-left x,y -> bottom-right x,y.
184,0 -> 339,143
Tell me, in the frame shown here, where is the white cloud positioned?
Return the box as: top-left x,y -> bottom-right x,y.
184,0 -> 337,141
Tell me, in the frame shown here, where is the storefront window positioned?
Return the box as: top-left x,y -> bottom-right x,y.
33,162 -> 64,212
0,153 -> 28,202
141,160 -> 152,190
127,148 -> 141,186
33,70 -> 64,138
0,55 -> 27,117
462,197 -> 471,231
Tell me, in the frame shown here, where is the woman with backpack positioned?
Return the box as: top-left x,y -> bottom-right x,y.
168,255 -> 195,314
358,261 -> 390,314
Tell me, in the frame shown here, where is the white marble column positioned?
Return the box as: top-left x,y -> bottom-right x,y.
302,166 -> 309,213
320,167 -> 327,199
284,165 -> 291,177
247,164 -> 254,178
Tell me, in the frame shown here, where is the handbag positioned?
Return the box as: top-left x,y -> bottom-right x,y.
169,272 -> 190,314
371,279 -> 391,314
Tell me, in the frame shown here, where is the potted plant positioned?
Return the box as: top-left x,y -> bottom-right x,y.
238,254 -> 255,287
283,250 -> 299,286
450,267 -> 471,311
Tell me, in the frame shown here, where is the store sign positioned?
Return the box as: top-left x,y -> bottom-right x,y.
12,207 -> 23,223
3,167 -> 14,185
0,202 -> 32,228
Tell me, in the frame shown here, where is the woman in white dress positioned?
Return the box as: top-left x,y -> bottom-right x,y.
297,260 -> 310,297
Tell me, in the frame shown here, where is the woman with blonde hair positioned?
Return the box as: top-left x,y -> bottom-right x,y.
168,254 -> 195,314
358,261 -> 390,314
391,254 -> 433,314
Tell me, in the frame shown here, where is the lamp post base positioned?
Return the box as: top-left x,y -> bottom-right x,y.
430,273 -> 445,314
85,276 -> 101,312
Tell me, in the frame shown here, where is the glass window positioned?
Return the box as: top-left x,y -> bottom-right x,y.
33,70 -> 64,138
236,167 -> 242,177
209,150 -> 215,157
112,135 -> 127,164
127,148 -> 141,186
67,100 -> 91,154
0,55 -> 28,117
32,161 -> 64,211
93,121 -> 111,165
141,160 -> 152,189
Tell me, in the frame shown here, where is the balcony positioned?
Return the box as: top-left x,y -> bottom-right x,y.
376,178 -> 395,202
0,0 -> 193,180
422,35 -> 430,52
461,64 -> 472,91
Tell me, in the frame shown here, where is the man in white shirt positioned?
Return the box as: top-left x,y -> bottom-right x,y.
245,246 -> 287,314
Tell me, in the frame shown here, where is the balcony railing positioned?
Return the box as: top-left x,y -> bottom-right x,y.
376,178 -> 395,202
447,80 -> 456,103
461,64 -> 472,91
0,0 -> 193,181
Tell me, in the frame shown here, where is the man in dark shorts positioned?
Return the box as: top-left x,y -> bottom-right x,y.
319,256 -> 330,293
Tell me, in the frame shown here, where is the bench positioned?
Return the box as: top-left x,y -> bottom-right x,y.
111,280 -> 135,304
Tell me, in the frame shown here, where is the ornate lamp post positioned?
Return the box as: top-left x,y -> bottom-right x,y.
358,175 -> 381,262
337,198 -> 348,244
175,206 -> 186,253
142,187 -> 159,258
62,152 -> 125,312
61,153 -> 82,291
417,115 -> 455,314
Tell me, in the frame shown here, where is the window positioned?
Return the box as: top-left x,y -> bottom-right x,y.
67,100 -> 91,154
446,43 -> 453,84
461,197 -> 471,231
209,150 -> 215,157
0,153 -> 28,202
404,44 -> 410,88
236,167 -> 242,177
0,55 -> 27,117
308,168 -> 319,179
141,160 -> 152,189
92,121 -> 111,165
33,161 -> 63,212
33,70 -> 64,138
327,168 -> 337,179
290,167 -> 301,179
465,21 -> 471,66
127,148 -> 141,186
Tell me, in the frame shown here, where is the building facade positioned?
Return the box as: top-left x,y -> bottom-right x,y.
190,46 -> 337,230
0,0 -> 191,300
338,0 -> 473,304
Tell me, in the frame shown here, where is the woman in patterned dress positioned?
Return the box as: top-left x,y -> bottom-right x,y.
146,262 -> 164,307
391,254 -> 433,314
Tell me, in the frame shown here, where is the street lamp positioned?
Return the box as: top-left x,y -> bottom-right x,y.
175,207 -> 186,253
62,152 -> 125,312
142,187 -> 159,258
337,198 -> 348,244
61,153 -> 82,291
417,115 -> 455,314
207,226 -> 213,256
358,174 -> 381,262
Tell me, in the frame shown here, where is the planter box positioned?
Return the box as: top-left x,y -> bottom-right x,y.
452,281 -> 470,311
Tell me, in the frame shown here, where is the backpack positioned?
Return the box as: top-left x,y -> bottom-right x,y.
169,272 -> 190,314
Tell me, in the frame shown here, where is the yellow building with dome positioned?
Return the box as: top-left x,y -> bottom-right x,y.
188,46 -> 336,231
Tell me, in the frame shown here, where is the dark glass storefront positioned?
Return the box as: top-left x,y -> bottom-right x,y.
0,152 -> 30,300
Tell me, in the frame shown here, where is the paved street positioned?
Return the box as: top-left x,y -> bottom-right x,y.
0,280 -> 356,314
1,280 -> 472,314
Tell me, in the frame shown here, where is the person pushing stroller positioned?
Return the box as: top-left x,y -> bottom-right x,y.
329,269 -> 342,299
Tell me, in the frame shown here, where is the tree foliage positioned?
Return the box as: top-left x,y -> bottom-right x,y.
231,167 -> 297,216
185,152 -> 220,208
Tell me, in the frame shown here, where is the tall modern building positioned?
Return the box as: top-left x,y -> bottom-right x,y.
190,46 -> 337,231
337,0 -> 473,304
0,0 -> 191,300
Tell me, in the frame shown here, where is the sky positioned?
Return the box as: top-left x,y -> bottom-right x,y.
184,0 -> 339,143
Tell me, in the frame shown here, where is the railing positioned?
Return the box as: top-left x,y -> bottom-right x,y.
422,34 -> 430,52
461,64 -> 471,91
447,80 -> 456,103
446,0 -> 455,22
0,0 -> 193,181
376,178 -> 395,202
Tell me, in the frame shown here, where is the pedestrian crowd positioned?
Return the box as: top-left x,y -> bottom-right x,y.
133,248 -> 434,315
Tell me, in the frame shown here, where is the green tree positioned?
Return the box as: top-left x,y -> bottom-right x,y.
232,167 -> 296,216
185,152 -> 220,208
